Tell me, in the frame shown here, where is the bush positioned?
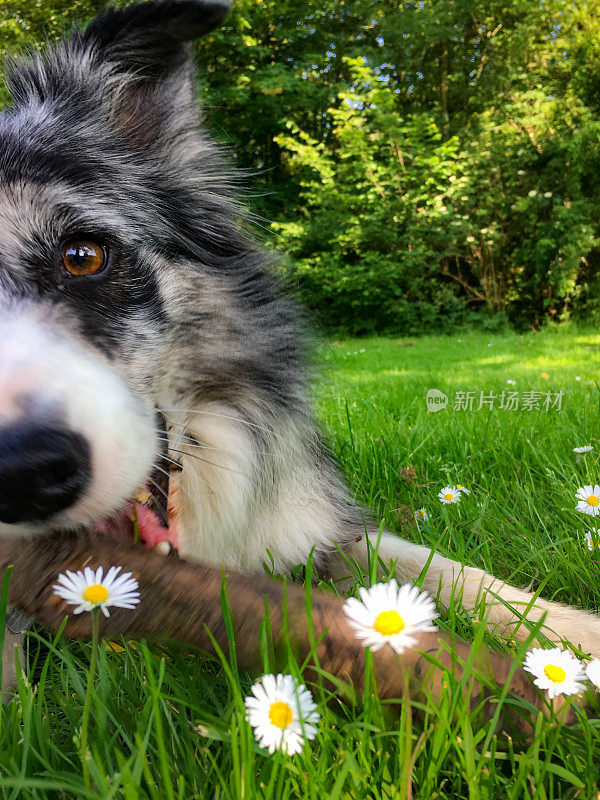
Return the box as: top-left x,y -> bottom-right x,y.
271,55 -> 600,335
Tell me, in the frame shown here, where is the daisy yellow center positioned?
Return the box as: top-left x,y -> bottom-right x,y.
374,610 -> 405,636
83,584 -> 109,604
269,701 -> 293,729
543,664 -> 566,683
588,495 -> 599,507
444,492 -> 454,501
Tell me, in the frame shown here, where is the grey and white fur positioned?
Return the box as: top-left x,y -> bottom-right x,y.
0,0 -> 598,689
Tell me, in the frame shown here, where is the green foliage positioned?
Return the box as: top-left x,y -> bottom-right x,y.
265,7 -> 600,331
273,59 -> 471,332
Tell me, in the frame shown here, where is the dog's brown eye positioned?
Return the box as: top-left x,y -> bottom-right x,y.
62,240 -> 106,276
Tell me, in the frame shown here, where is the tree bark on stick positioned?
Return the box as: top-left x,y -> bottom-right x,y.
0,530 -> 548,732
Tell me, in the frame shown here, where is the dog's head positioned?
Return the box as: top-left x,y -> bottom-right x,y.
0,1 -> 231,539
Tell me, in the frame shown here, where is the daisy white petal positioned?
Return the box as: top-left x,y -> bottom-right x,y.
586,659 -> 600,689
523,647 -> 586,699
455,484 -> 471,496
53,565 -> 140,616
575,485 -> 600,516
244,673 -> 320,755
57,572 -> 82,595
573,445 -> 593,454
83,566 -> 96,585
415,507 -> 429,521
585,530 -> 600,551
104,565 -> 122,585
55,572 -> 77,589
343,579 -> 438,655
109,570 -> 136,588
438,486 -> 460,504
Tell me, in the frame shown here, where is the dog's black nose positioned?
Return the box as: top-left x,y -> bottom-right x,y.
0,424 -> 90,524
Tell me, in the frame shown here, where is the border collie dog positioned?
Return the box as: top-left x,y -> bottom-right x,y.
0,0 -> 598,686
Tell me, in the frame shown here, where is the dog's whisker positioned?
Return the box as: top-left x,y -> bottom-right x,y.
154,454 -> 218,492
158,408 -> 272,435
151,448 -> 219,493
155,453 -> 183,471
165,447 -> 249,477
153,431 -> 270,457
146,477 -> 170,504
150,463 -> 172,481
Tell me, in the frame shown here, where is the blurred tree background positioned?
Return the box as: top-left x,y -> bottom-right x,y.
2,0 -> 600,333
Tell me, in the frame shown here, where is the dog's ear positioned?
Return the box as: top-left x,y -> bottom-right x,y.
81,0 -> 231,147
81,0 -> 230,78
81,0 -> 231,148
7,0 -> 231,151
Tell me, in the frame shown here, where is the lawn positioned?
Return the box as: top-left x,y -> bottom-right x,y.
1,325 -> 600,798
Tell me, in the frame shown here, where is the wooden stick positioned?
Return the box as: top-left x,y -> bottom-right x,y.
0,530 -> 546,731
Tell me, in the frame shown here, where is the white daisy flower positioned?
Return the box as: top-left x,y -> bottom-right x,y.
455,484 -> 471,496
415,507 -> 429,521
575,376 -> 582,381
576,485 -> 600,516
523,647 -> 586,699
573,445 -> 593,454
343,580 -> 438,654
585,530 -> 600,551
53,566 -> 140,617
586,659 -> 600,689
507,379 -> 516,385
244,674 -> 320,756
438,486 -> 460,504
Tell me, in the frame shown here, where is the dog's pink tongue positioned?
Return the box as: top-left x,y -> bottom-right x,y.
135,503 -> 179,549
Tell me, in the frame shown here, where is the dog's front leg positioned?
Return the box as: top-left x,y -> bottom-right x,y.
335,532 -> 600,658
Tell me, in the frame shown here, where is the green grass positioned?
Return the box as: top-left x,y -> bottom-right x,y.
2,325 -> 600,798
